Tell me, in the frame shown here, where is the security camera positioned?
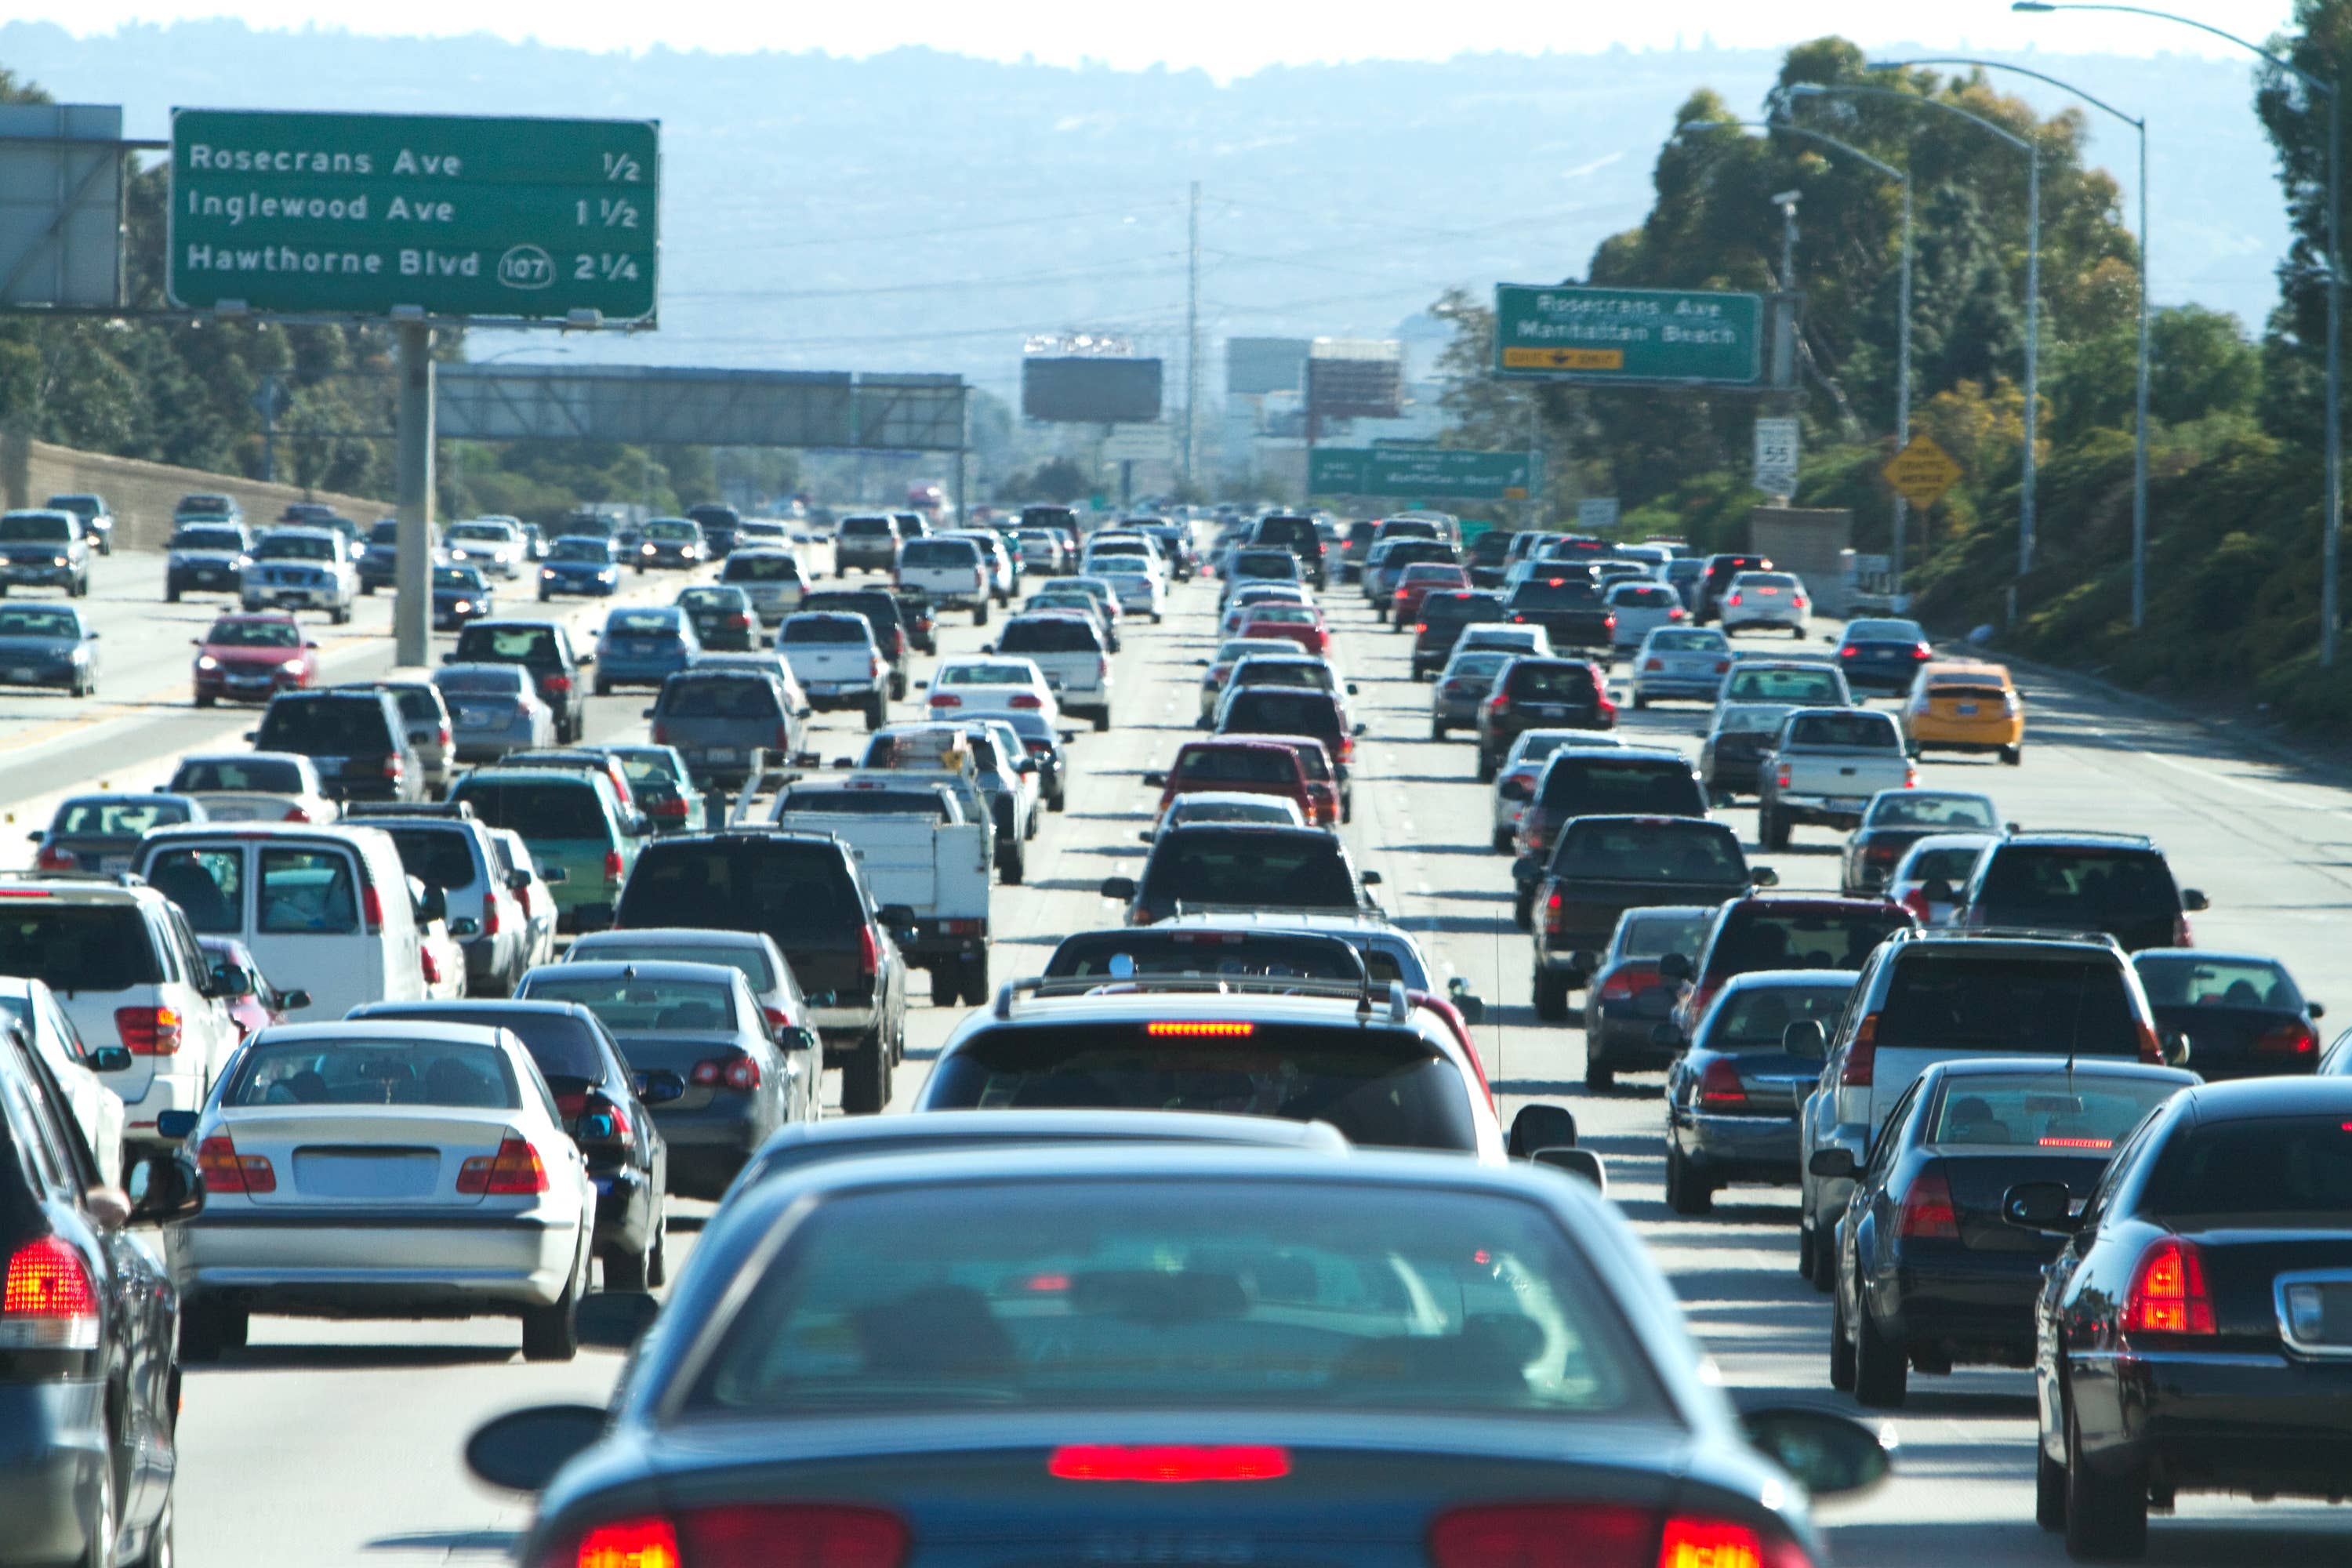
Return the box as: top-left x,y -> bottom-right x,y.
1771,189 -> 1802,207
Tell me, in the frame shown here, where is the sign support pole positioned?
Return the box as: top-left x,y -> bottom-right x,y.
394,320 -> 435,671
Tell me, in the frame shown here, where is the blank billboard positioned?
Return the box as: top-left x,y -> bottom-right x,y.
1023,357 -> 1163,423
1227,337 -> 1309,395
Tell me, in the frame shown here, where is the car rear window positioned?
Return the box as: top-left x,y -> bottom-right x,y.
1552,821 -> 1744,881
608,611 -> 684,637
1508,663 -> 1600,702
452,779 -> 611,840
2142,1116 -> 2352,1222
2132,955 -> 2300,1010
1611,586 -> 1680,608
366,1009 -> 608,1085
1219,690 -> 1342,739
1701,980 -> 1857,1051
523,973 -> 736,1033
1929,681 -> 2010,701
456,625 -> 560,666
1146,833 -> 1356,909
1725,668 -> 1842,705
372,827 -> 477,891
659,677 -> 782,720
1867,794 -> 1997,829
1538,757 -> 1704,815
0,905 -> 162,990
436,668 -> 527,697
1928,1071 -> 2180,1149
1651,630 -> 1726,652
577,943 -> 777,993
779,789 -> 954,821
255,697 -> 394,755
1511,580 -> 1604,608
1620,910 -> 1713,960
1233,661 -> 1333,691
724,554 -> 802,582
1878,953 -> 2141,1058
1423,593 -> 1507,624
901,539 -> 981,568
550,539 -> 612,564
56,800 -> 191,837
782,615 -> 868,644
227,1036 -> 520,1109
1707,903 -> 1912,976
1174,746 -> 1298,786
1976,849 -> 2178,917
172,528 -> 245,552
618,840 -> 865,943
1787,711 -> 1900,749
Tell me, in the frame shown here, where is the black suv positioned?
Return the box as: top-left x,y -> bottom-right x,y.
1102,822 -> 1381,928
615,831 -> 909,1116
1526,815 -> 1768,1018
1250,514 -> 1327,589
1411,590 -> 1508,679
448,619 -> 590,743
250,689 -> 423,802
1961,830 -> 2207,952
686,503 -> 742,558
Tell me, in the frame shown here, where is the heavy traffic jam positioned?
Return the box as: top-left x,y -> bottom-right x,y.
0,498 -> 2346,1568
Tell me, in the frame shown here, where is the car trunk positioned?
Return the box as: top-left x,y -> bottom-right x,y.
1548,874 -> 1749,951
1938,1149 -> 2115,1253
610,1033 -> 746,1114
2175,1228 -> 2352,1348
2149,1004 -> 2316,1080
216,1106 -> 515,1206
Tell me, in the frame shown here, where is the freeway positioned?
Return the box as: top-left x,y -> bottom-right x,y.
38,547 -> 2330,1566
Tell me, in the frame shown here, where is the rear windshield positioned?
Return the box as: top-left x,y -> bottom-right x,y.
618,841 -> 864,943
1145,834 -> 1356,909
724,554 -> 801,582
455,625 -> 560,667
1511,580 -> 1603,608
840,517 -> 892,536
373,827 -> 477,891
659,677 -> 782,720
1701,981 -> 1857,1051
172,528 -> 245,553
1725,668 -> 1842,705
1976,849 -> 2178,917
1168,798 -> 1301,826
2132,955 -> 2300,1011
435,668 -> 526,696
1620,910 -> 1713,960
1929,681 -> 2010,701
1232,553 -> 1299,579
1220,691 -> 1341,739
1904,845 -> 1987,886
368,1008 -> 608,1083
2143,1116 -> 2352,1222
255,534 -> 335,561
1878,954 -> 2140,1057
608,611 -> 684,637
1045,935 -> 1359,982
1552,821 -> 1744,881
550,539 -> 612,563
172,758 -> 303,793
227,1037 -> 520,1109
0,609 -> 78,639
779,789 -> 954,821
687,1175 -> 1661,1418
1867,794 -> 1997,830
523,973 -> 736,1033
1174,747 -> 1296,786
1707,904 -> 1912,975
1233,661 -> 1333,690
1424,594 -> 1506,624
1611,586 -> 1680,608
1650,630 -> 1726,652
901,539 -> 981,568
1508,663 -> 1599,702
434,568 -> 487,591
1928,1071 -> 2180,1149
997,619 -> 1101,654
0,906 -> 162,990
782,615 -> 869,644
1787,712 -> 1900,749
447,524 -> 511,543
452,779 -> 610,840
1538,757 -> 1704,815
925,1023 -> 1476,1154
56,800 -> 191,837
575,942 -> 777,993
255,697 -> 393,755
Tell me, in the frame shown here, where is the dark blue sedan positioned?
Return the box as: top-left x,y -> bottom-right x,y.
538,535 -> 622,600
0,603 -> 100,695
466,1146 -> 1890,1568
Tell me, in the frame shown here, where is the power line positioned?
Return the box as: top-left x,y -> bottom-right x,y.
667,253 -> 1187,303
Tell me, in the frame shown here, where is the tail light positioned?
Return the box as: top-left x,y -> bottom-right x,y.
555,1505 -> 909,1568
1903,763 -> 1918,788
2256,1020 -> 2319,1059
1775,763 -> 1792,789
282,804 -> 314,822
1727,592 -> 1743,607
1010,694 -> 1043,709
1901,888 -> 1932,923
728,614 -> 750,629
2124,1236 -> 2216,1334
2173,911 -> 2195,947
1668,607 -> 1686,620
421,947 -> 441,985
1840,1011 -> 1878,1087
1595,691 -> 1617,725
1697,1056 -> 1747,1109
651,722 -> 672,747
1051,1445 -> 1290,1482
1912,642 -> 1933,660
1792,594 -> 1809,610
437,723 -> 453,749
1714,659 -> 1731,674
1866,842 -> 1900,863
930,692 -> 962,708
724,1056 -> 764,1091
362,880 -> 384,932
543,673 -> 572,697
1603,613 -> 1617,632
1543,888 -> 1566,938
1597,965 -> 1657,1003
761,1005 -> 794,1035
1413,622 -> 1428,635
197,1133 -> 275,1194
481,898 -> 500,938
1428,1504 -> 1810,1568
116,1005 -> 183,1056
34,844 -> 74,872
457,1137 -> 550,1196
1,1236 -> 99,1350
1487,696 -> 1509,716
1645,657 -> 1664,672
604,848 -> 625,884
857,923 -> 880,978
1898,1167 -> 1959,1239
1838,646 -> 1859,659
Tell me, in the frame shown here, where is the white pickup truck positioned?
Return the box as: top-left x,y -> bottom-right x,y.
765,774 -> 993,1007
1755,706 -> 1917,851
895,536 -> 993,625
777,612 -> 890,731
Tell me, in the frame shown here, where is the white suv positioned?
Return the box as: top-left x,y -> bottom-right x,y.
0,873 -> 242,1165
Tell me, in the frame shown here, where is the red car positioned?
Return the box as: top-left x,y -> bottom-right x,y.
1392,563 -> 1471,626
1236,608 -> 1330,656
1144,739 -> 1316,823
192,612 -> 317,707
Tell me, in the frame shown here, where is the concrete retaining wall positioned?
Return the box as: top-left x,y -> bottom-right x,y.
0,430 -> 384,553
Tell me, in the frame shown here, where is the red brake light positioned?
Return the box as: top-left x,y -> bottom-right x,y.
116,1005 -> 183,1057
421,947 -> 442,985
761,1005 -> 793,1034
1644,657 -> 1664,671
857,923 -> 880,978
1010,694 -> 1043,709
1049,1445 -> 1290,1483
2,1236 -> 98,1347
456,1137 -> 549,1196
1698,1056 -> 1747,1109
2124,1236 -> 2216,1334
1912,642 -> 1932,659
282,804 -> 314,822
1145,1021 -> 1256,1036
1840,1011 -> 1878,1088
1429,1504 -> 1803,1568
543,673 -> 572,696
649,795 -> 687,819
1898,1168 -> 1960,1239
33,844 -> 74,872
1727,592 -> 1743,606
362,881 -> 384,933
2256,1020 -> 2319,1058
604,848 -> 625,884
564,1506 -> 907,1568
1543,887 -> 1566,937
929,692 -> 962,707
724,1055 -> 764,1092
196,1133 -> 274,1194
1775,763 -> 1792,789
1838,646 -> 1858,658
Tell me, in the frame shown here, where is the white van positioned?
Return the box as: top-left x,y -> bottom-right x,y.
133,822 -> 429,1021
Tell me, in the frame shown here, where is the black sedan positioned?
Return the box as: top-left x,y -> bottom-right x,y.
0,1018 -> 199,1568
1837,787 -> 2001,897
998,707 -> 1073,813
1665,970 -> 1858,1214
348,998 -> 677,1289
466,1145 -> 1889,1568
1830,617 -> 1933,694
1820,1056 -> 2195,1413
2013,1076 -> 2352,1557
2130,949 -> 2324,1080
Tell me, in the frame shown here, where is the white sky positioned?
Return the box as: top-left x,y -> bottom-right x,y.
15,2 -> 2310,77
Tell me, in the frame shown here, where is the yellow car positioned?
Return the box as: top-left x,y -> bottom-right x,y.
1902,660 -> 2024,764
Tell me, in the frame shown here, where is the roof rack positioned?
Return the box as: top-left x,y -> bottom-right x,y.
343,800 -> 475,820
3,869 -> 147,890
1886,925 -> 2124,949
1999,829 -> 2156,846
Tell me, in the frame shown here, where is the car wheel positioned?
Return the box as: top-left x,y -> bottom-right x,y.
604,1239 -> 651,1292
646,1210 -> 668,1288
1512,885 -> 1533,931
2002,744 -> 2024,766
1632,692 -> 1648,710
1760,806 -> 1789,852
1798,1221 -> 1817,1280
890,672 -> 908,700
930,966 -> 958,1007
1829,1283 -> 1858,1392
1809,1218 -> 1837,1293
999,841 -> 1025,886
864,695 -> 887,731
1531,966 -> 1571,1023
1492,827 -> 1514,853
521,1258 -> 582,1362
1584,1054 -> 1614,1091
960,952 -> 991,1008
2038,1440 -> 2069,1533
1851,1272 -> 1909,1408
194,691 -> 215,709
165,583 -> 181,603
2064,1399 -> 2148,1559
1665,1142 -> 1712,1216
1431,720 -> 1446,741
974,600 -> 989,626
1475,750 -> 1497,783
840,1028 -> 890,1116
593,677 -> 611,698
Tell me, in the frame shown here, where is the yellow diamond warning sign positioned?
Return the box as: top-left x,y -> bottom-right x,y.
1882,434 -> 1962,509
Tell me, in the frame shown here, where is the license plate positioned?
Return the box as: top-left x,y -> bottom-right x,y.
1831,797 -> 1864,811
314,759 -> 343,776
459,708 -> 498,727
100,855 -> 129,873
1956,702 -> 1980,716
1530,704 -> 1567,717
808,681 -> 845,695
8,668 -> 35,683
703,747 -> 739,763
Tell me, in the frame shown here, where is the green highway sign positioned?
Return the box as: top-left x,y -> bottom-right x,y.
1309,447 -> 1531,500
1494,284 -> 1760,385
168,109 -> 659,321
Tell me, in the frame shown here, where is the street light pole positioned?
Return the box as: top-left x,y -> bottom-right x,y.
1782,83 -> 2042,582
2014,1 -> 2339,659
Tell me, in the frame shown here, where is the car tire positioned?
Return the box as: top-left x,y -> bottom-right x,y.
2038,1442 -> 2069,1533
1532,967 -> 1571,1022
1492,828 -> 1514,853
1049,789 -> 1067,812
521,1261 -> 581,1363
1809,1221 -> 1837,1293
165,583 -> 181,603
2002,744 -> 2024,766
840,1028 -> 890,1116
1512,885 -> 1533,931
180,1298 -> 245,1363
999,841 -> 1025,886
1851,1276 -> 1908,1408
1584,1055 -> 1614,1091
2064,1400 -> 2147,1559
1431,720 -> 1446,741
930,966 -> 958,1007
1665,1142 -> 1712,1216
1798,1222 -> 1817,1280
890,672 -> 908,701
974,600 -> 989,626
604,1238 -> 652,1292
1632,692 -> 1648,710
1760,806 -> 1789,852
960,953 -> 990,1008
593,677 -> 611,698
1475,750 -> 1497,783
1829,1284 -> 1857,1392
864,695 -> 887,732
194,692 -> 215,709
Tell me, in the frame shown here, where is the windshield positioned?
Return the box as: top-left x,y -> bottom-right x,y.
1650,630 -> 1727,653
172,528 -> 245,553
1847,619 -> 1926,643
0,905 -> 162,991
1787,712 -> 1900,749
457,625 -> 560,666
550,539 -> 612,563
434,568 -> 487,590
452,779 -> 609,840
938,664 -> 1033,686
435,668 -> 526,697
254,698 -> 391,755
0,609 -> 78,639
1168,797 -> 1301,826
447,524 -> 510,543
0,514 -> 72,543
1509,664 -> 1599,702
1708,905 -> 1911,975
1904,844 -> 1986,885
1619,910 -> 1712,960
1511,580 -> 1602,608
1878,954 -> 2140,1058
226,1036 -> 520,1109
1867,793 -> 1997,829
255,534 -> 336,561
2132,955 -> 2301,1010
779,789 -> 954,821
1538,757 -> 1703,815
204,619 -> 300,649
607,611 -> 684,637
659,678 -> 780,720
55,800 -> 190,837
997,618 -> 1100,653
522,973 -> 736,1033
1977,849 -> 2178,920
1929,1070 -> 2180,1149
1232,660 -> 1333,690
616,842 -> 862,942
644,521 -> 697,541
724,554 -> 800,582
901,540 -> 980,567
1700,981 -> 1858,1051
375,828 -> 476,891
1220,691 -> 1340,738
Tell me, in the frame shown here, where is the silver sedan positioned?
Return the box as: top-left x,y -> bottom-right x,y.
434,662 -> 557,762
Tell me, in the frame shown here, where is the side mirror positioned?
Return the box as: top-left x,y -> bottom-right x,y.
463,1403 -> 609,1494
1657,952 -> 1694,982
448,916 -> 481,938
1508,1103 -> 1579,1159
305,641 -> 320,651
1511,854 -> 1537,883
2311,1001 -> 2327,1020
914,679 -> 930,690
1138,830 -> 1156,844
1360,870 -> 1382,887
575,1112 -> 619,1142
209,962 -> 252,999
637,1069 -> 687,1105
281,989 -> 312,1011
539,866 -> 568,884
24,831 -> 40,844
1346,683 -> 1359,695
1532,1147 -> 1607,1192
1446,975 -> 1485,1025
125,1152 -> 203,1225
2002,1179 -> 2081,1232
878,904 -> 916,929
1820,632 -> 1839,643
1352,723 -> 1367,737
980,643 -> 994,653
1192,656 -> 1210,666
1750,866 -> 1780,887
2163,1030 -> 2193,1068
1742,1407 -> 1893,1499
1498,779 -> 1532,803
641,706 -> 657,719
1100,876 -> 1138,902
1783,1020 -> 1829,1061
155,1109 -> 200,1142
242,729 -> 258,742
1808,1148 -> 1859,1181
87,1044 -> 133,1073
782,1026 -> 818,1055
1142,771 -> 1168,789
2182,888 -> 2209,913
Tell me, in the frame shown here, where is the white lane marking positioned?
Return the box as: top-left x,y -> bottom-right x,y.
2135,748 -> 2352,818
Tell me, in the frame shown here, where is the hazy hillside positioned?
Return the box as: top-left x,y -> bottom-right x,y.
0,22 -> 2292,403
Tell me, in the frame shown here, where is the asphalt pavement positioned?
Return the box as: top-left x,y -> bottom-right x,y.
69,549 -> 2347,1567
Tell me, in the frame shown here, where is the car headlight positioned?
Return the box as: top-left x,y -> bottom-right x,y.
195,655 -> 220,671
50,556 -> 66,567
453,600 -> 474,614
641,543 -> 657,555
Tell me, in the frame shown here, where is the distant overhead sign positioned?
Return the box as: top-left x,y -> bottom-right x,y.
166,108 -> 659,322
1227,336 -> 1309,395
1307,339 -> 1404,420
1494,284 -> 1761,386
1022,355 -> 1163,423
1308,448 -> 1530,501
1102,425 -> 1174,463
0,103 -> 126,310
435,365 -> 964,452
